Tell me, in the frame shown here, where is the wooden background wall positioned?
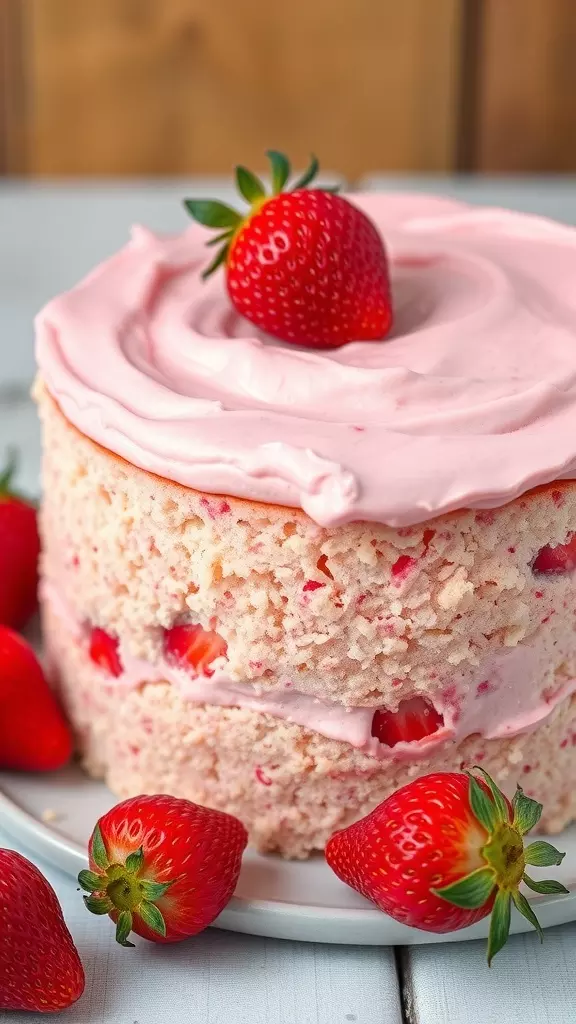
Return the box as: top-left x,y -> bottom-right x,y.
1,0 -> 575,179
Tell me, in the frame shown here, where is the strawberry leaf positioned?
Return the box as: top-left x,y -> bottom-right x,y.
512,786 -> 542,835
115,910 -> 135,947
523,874 -> 569,896
266,150 -> 291,194
292,154 -> 319,192
487,889 -> 511,966
84,894 -> 113,915
512,889 -> 543,942
524,840 -> 566,867
183,199 -> 241,230
201,244 -> 230,280
473,767 -> 509,823
91,823 -> 109,870
125,847 -> 144,875
0,448 -> 17,495
140,879 -> 173,901
78,869 -> 103,893
467,774 -> 498,833
235,165 -> 266,204
206,229 -> 234,248
139,900 -> 167,937
433,866 -> 496,909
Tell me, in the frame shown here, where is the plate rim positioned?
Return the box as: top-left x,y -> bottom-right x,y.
2,776 -> 576,946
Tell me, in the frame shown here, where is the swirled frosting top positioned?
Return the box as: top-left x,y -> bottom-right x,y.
35,193 -> 576,527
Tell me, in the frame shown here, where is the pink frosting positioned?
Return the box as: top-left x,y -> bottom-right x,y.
35,193 -> 576,528
42,581 -> 576,759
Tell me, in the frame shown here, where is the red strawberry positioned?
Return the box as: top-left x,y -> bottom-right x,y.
326,768 -> 568,964
0,626 -> 72,771
184,151 -> 392,349
89,627 -> 123,677
0,849 -> 85,1012
371,696 -> 444,747
79,794 -> 248,945
532,533 -> 576,574
0,451 -> 40,629
165,623 -> 227,677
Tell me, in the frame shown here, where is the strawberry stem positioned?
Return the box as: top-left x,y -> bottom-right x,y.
91,824 -> 110,870
291,154 -> 319,192
512,785 -> 543,834
523,874 -> 569,895
0,448 -> 18,496
433,866 -> 495,909
78,869 -> 102,893
266,150 -> 291,194
116,910 -> 135,948
512,890 -> 543,942
183,199 -> 241,230
83,894 -> 113,915
139,901 -> 167,937
487,889 -> 511,966
80,823 -> 173,946
468,774 -> 499,832
125,847 -> 144,874
201,244 -> 229,281
439,767 -> 568,964
473,765 -> 510,822
524,840 -> 565,867
235,165 -> 266,204
183,149 -> 337,279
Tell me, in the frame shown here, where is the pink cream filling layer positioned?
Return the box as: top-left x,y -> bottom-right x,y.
43,582 -> 576,760
35,194 -> 576,528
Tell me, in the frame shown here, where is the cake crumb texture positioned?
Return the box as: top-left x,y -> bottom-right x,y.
44,601 -> 576,858
37,382 -> 576,855
37,383 -> 576,717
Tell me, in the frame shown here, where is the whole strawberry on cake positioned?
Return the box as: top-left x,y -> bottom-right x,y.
35,152 -> 576,858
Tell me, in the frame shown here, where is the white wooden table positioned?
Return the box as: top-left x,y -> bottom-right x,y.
1,177 -> 576,1024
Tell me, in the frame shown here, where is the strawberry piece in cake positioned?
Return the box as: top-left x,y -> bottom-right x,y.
164,624 -> 227,677
371,697 -> 444,748
533,534 -> 576,575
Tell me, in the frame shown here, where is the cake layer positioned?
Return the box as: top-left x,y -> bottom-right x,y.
44,601 -> 576,858
41,579 -> 576,759
35,195 -> 576,528
38,384 -> 576,738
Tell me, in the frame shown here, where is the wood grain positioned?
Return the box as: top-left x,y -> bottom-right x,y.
0,0 -> 26,173
20,0 -> 462,178
0,822 -> 404,1024
401,926 -> 576,1024
475,0 -> 576,171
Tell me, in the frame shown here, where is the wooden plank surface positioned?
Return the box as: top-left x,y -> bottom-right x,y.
475,0 -> 576,171
19,0 -> 462,179
0,832 -> 403,1024
402,927 -> 576,1024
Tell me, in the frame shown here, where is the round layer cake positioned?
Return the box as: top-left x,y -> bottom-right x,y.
35,193 -> 576,858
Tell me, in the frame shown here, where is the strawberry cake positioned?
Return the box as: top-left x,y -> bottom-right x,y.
34,189 -> 576,858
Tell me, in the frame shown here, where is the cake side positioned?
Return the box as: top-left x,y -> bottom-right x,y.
43,600 -> 576,858
37,382 -> 576,853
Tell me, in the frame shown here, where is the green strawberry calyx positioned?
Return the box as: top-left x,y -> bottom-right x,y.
183,150 -> 337,279
79,823 -> 174,947
432,767 -> 568,965
0,449 -> 20,500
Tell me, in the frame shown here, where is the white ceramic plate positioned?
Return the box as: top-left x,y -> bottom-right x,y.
2,766 -> 576,945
